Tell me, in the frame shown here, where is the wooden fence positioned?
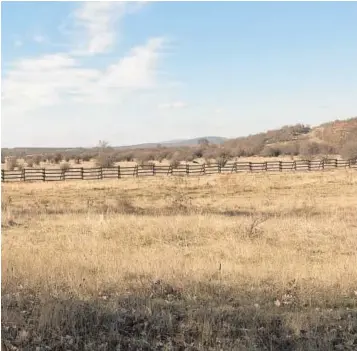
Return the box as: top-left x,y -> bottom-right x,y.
1,159 -> 356,183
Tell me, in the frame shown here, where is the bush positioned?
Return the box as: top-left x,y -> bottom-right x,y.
299,141 -> 335,157
64,155 -> 71,162
192,148 -> 204,158
170,159 -> 181,169
60,162 -> 70,172
185,154 -> 195,163
26,158 -> 34,168
340,141 -> 357,160
96,153 -> 115,168
33,155 -> 42,166
121,152 -> 134,162
277,142 -> 300,156
260,146 -> 281,157
53,153 -> 63,164
74,157 -> 81,165
6,157 -> 17,171
17,161 -> 25,171
81,153 -> 92,162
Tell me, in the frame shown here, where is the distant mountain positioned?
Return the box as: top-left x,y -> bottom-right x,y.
161,136 -> 227,146
116,136 -> 227,149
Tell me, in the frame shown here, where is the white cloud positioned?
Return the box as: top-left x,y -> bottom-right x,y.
2,37 -> 167,114
158,101 -> 187,110
71,2 -> 144,56
2,2 -> 182,147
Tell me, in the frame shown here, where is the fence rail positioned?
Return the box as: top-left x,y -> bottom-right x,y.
1,159 -> 356,183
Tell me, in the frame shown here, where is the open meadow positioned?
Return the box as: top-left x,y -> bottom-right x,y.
2,169 -> 357,350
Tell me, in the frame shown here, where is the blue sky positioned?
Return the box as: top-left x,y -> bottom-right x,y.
2,1 -> 357,147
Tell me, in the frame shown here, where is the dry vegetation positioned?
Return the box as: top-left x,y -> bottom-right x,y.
2,118 -> 357,172
2,169 -> 357,350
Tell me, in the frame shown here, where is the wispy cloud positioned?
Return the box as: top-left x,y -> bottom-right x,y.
2,0 -> 176,144
2,37 -> 167,114
71,2 -> 145,56
158,101 -> 187,110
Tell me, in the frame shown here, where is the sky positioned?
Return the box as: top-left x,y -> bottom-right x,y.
1,1 -> 357,148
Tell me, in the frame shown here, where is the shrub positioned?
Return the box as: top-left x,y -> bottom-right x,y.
60,162 -> 70,172
122,152 -> 134,162
340,140 -> 357,161
53,153 -> 63,164
192,148 -> 204,158
6,157 -> 17,171
170,159 -> 181,169
185,154 -> 195,163
81,153 -> 92,162
96,153 -> 114,168
16,161 -> 24,171
277,142 -> 300,156
74,157 -> 81,165
64,155 -> 71,162
299,141 -> 335,157
33,155 -> 42,166
217,157 -> 228,167
260,146 -> 281,157
26,158 -> 34,168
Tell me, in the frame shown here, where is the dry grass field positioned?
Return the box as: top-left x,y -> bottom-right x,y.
2,169 -> 357,350
2,155 -> 343,171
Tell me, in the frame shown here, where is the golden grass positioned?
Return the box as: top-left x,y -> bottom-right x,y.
2,169 -> 357,349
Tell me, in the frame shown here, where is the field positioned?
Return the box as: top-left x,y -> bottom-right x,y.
1,155 -> 319,171
2,169 -> 357,350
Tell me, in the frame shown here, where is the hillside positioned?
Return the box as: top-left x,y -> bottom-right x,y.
2,117 -> 356,164
222,117 -> 357,158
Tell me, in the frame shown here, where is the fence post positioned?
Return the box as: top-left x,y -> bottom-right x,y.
100,167 -> 103,180
335,159 -> 338,168
308,160 -> 311,171
22,168 -> 26,181
1,169 -> 4,182
322,159 -> 325,170
81,167 -> 84,180
42,168 -> 46,181
249,162 -> 252,172
279,161 -> 282,172
349,159 -> 352,168
153,164 -> 156,176
293,161 -> 297,171
186,164 -> 189,176
136,165 -> 139,177
265,162 -> 268,171
118,165 -> 121,179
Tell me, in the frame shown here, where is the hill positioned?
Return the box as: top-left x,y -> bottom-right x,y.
2,117 -> 356,163
222,117 -> 357,158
